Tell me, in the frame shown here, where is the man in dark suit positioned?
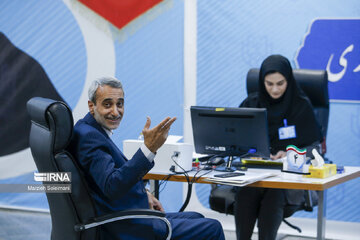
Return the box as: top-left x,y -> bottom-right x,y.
68,77 -> 225,239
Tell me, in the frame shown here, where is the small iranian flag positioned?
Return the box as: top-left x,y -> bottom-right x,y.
286,145 -> 306,155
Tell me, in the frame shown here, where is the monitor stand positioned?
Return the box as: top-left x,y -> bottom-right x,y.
215,156 -> 236,172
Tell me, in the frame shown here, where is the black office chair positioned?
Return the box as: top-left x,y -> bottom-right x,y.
27,97 -> 172,240
246,68 -> 329,232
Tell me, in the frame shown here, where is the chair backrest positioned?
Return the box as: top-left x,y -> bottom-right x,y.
246,68 -> 329,153
27,97 -> 98,240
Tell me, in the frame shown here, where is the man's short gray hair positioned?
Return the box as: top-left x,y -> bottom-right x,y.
88,77 -> 123,103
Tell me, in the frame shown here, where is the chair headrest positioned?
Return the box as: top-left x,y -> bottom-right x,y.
246,68 -> 329,108
27,97 -> 73,152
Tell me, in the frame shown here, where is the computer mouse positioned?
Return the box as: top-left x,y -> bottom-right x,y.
208,157 -> 225,166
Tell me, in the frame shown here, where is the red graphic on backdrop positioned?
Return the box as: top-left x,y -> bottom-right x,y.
79,0 -> 163,29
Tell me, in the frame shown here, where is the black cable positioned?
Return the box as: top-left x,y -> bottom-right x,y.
170,153 -> 190,181
170,153 -> 191,212
162,154 -> 215,212
192,169 -> 213,183
178,168 -> 208,212
158,173 -> 175,195
180,167 -> 214,212
178,182 -> 192,212
283,219 -> 302,233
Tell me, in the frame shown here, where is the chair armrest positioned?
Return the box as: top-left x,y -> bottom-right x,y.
93,209 -> 166,223
74,209 -> 171,240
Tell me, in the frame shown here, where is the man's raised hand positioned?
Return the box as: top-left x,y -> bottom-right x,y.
142,116 -> 177,153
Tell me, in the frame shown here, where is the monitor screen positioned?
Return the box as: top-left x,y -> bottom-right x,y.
190,106 -> 271,157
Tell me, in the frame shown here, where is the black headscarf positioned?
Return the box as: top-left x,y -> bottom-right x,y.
240,55 -> 322,154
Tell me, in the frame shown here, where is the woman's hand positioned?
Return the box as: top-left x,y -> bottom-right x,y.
270,150 -> 286,160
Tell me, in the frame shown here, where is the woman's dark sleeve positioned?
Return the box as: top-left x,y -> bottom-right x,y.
239,93 -> 259,108
239,98 -> 250,107
292,97 -> 323,156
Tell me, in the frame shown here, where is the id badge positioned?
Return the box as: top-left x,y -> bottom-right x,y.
278,119 -> 296,140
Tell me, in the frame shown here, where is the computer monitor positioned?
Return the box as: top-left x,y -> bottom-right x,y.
190,106 -> 271,158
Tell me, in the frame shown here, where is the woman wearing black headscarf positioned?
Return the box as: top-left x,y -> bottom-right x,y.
233,55 -> 322,240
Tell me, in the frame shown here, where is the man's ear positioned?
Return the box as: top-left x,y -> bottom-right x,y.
88,100 -> 95,115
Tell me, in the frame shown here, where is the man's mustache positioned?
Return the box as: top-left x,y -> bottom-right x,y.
106,115 -> 122,120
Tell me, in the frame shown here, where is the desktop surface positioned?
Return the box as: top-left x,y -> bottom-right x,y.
144,166 -> 360,191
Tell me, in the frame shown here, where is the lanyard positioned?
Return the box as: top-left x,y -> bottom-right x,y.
283,119 -> 288,127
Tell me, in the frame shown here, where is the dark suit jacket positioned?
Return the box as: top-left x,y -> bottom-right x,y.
68,113 -> 162,239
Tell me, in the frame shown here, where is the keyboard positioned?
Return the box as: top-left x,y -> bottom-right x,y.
234,158 -> 282,170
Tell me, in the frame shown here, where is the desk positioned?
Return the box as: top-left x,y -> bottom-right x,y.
144,166 -> 360,240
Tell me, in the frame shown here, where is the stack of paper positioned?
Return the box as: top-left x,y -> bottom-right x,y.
205,171 -> 277,187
